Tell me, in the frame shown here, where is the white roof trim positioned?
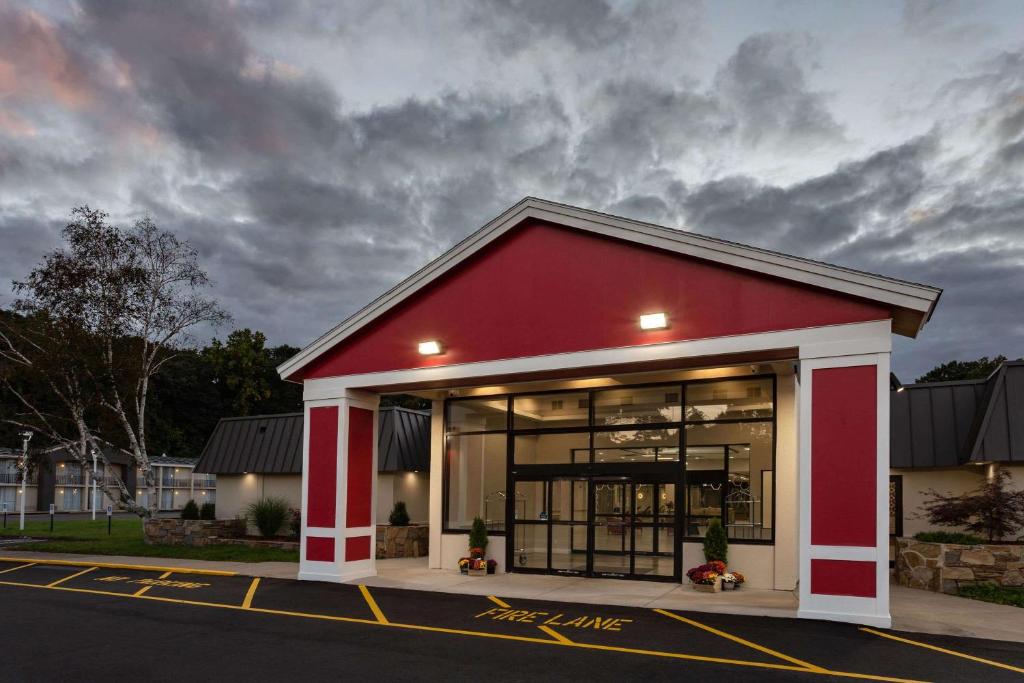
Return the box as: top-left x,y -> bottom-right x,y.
278,197 -> 942,379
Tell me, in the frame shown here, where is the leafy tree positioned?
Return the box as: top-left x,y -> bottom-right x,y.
920,469 -> 1024,542
916,356 -> 1009,383
0,207 -> 227,516
204,329 -> 302,416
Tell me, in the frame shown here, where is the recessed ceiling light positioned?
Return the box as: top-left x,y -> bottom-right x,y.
418,340 -> 443,355
639,312 -> 667,330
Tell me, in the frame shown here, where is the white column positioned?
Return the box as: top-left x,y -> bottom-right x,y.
428,400 -> 444,569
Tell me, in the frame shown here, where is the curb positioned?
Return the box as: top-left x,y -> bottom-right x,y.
0,556 -> 237,576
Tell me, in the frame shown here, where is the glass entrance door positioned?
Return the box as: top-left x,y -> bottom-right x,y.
513,475 -> 679,581
591,478 -> 676,579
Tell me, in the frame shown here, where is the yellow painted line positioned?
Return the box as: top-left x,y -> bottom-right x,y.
654,608 -> 827,672
0,562 -> 36,575
46,565 -> 96,587
861,627 -> 1024,675
537,624 -> 573,644
359,584 -> 389,624
242,577 -> 261,609
134,571 -> 173,596
0,577 -> 925,683
487,595 -> 511,609
0,556 -> 235,576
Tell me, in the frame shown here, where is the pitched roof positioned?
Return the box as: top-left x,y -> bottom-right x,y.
891,361 -> 1024,467
278,197 -> 942,380
195,407 -> 431,475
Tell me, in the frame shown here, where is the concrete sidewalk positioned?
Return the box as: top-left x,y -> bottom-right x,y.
4,550 -> 1022,644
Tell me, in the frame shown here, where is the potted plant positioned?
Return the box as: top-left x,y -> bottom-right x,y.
703,519 -> 728,564
686,560 -> 726,592
721,571 -> 745,590
486,559 -> 498,575
469,516 -> 488,557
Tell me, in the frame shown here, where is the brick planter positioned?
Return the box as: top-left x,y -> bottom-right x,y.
895,537 -> 1024,594
375,524 -> 429,559
143,518 -> 246,547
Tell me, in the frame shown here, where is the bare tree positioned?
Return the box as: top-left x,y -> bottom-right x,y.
0,207 -> 228,516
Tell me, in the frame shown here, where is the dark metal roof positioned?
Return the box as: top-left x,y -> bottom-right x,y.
377,408 -> 430,472
891,361 -> 1024,467
195,407 -> 430,475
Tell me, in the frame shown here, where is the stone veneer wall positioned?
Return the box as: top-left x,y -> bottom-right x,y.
376,524 -> 429,560
896,537 -> 1024,594
143,518 -> 246,547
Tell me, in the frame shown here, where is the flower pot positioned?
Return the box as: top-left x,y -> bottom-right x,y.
469,567 -> 487,576
692,579 -> 720,593
721,581 -> 735,590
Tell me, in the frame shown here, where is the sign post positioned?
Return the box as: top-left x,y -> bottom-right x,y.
18,431 -> 32,531
106,505 -> 113,535
49,503 -> 55,532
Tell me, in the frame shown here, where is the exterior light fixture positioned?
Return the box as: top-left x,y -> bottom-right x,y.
418,340 -> 443,355
890,372 -> 905,393
639,312 -> 667,330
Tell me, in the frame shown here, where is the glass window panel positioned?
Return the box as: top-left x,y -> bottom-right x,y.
448,398 -> 508,433
551,525 -> 587,573
685,378 -> 773,421
515,480 -> 548,521
514,432 -> 589,465
594,385 -> 681,427
550,479 -> 588,523
515,523 -> 547,570
685,421 -> 773,540
513,392 -> 589,430
593,428 -> 679,463
445,433 -> 508,531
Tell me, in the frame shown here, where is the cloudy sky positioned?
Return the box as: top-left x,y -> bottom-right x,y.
1,0 -> 1023,380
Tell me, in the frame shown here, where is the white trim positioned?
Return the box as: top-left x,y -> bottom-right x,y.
278,197 -> 940,379
809,546 -> 878,561
304,320 -> 891,399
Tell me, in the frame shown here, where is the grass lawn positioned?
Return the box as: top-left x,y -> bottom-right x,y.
0,518 -> 298,563
958,583 -> 1024,608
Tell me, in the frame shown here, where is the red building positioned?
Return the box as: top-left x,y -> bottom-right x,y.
278,197 -> 941,627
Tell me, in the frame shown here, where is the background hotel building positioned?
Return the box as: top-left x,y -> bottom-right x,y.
275,197 -> 941,627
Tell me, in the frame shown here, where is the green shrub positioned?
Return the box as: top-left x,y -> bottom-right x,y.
703,519 -> 728,564
199,502 -> 216,520
914,531 -> 986,545
181,500 -> 200,520
957,583 -> 1024,608
246,497 -> 290,537
468,516 -> 488,557
389,501 -> 410,526
289,508 -> 301,538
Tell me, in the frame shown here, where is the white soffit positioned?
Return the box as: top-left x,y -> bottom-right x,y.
278,197 -> 942,379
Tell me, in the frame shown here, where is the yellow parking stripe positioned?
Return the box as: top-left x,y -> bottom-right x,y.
134,571 -> 173,596
0,562 -> 36,575
487,595 -> 511,609
861,627 -> 1024,675
0,577 -> 927,683
0,556 -> 235,576
359,584 -> 389,624
654,608 -> 827,672
46,566 -> 96,587
242,578 -> 261,609
538,624 -> 573,644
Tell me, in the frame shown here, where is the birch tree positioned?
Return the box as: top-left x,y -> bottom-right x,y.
0,207 -> 227,516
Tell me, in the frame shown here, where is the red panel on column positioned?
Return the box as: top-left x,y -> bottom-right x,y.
307,406 -> 338,529
346,407 -> 374,528
306,536 -> 335,562
811,365 -> 876,547
811,559 -> 876,597
345,535 -> 371,561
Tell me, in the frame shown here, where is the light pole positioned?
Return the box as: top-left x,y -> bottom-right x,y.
91,447 -> 98,521
18,431 -> 32,531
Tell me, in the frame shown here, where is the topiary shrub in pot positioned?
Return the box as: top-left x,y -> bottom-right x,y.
389,501 -> 410,526
246,496 -> 290,537
199,502 -> 216,520
181,499 -> 200,520
703,519 -> 728,565
468,516 -> 488,559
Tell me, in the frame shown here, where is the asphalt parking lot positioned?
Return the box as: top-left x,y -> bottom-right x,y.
1,557 -> 1022,682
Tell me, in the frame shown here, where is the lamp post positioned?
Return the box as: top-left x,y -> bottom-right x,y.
91,448 -> 98,521
18,431 -> 32,531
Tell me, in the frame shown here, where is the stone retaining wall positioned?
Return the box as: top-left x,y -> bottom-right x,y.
143,518 -> 246,547
376,524 -> 429,559
896,537 -> 1024,594
213,537 -> 299,551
